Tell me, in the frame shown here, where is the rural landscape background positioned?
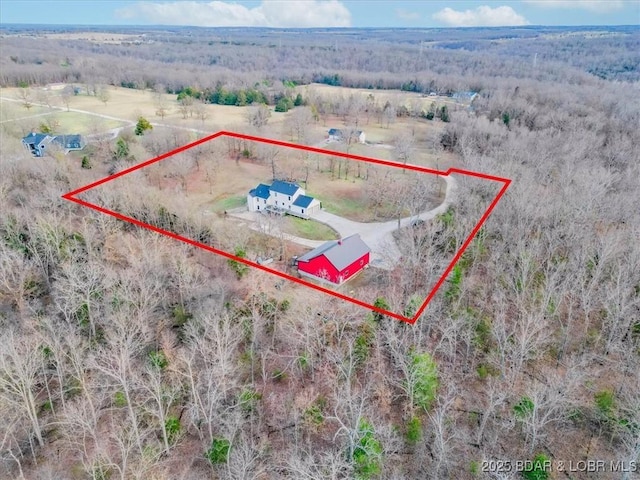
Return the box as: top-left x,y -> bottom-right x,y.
0,16 -> 639,480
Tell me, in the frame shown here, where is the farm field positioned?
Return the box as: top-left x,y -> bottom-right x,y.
298,83 -> 463,110
0,86 -> 291,132
1,83 -> 459,185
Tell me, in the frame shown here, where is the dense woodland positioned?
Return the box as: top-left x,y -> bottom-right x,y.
1,25 -> 639,93
1,25 -> 639,479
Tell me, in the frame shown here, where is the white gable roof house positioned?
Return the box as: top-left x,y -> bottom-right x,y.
247,180 -> 321,218
328,128 -> 365,144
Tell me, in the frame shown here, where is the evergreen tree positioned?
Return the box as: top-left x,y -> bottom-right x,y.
135,116 -> 153,135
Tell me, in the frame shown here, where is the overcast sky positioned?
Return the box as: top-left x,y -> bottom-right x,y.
1,1 -> 638,28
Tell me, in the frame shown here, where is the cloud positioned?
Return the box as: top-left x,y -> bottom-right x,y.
433,5 -> 529,27
116,1 -> 352,27
396,8 -> 421,21
522,1 -> 626,13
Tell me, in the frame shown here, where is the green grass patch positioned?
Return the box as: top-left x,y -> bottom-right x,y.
212,195 -> 246,212
313,192 -> 365,219
312,189 -> 407,222
283,216 -> 339,240
45,111 -> 126,135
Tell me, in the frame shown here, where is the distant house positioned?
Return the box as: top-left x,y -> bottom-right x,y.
22,132 -> 86,157
328,128 -> 366,144
21,133 -> 55,157
451,91 -> 478,102
295,234 -> 370,284
247,180 -> 321,217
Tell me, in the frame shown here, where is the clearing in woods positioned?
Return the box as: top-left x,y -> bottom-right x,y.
62,131 -> 510,324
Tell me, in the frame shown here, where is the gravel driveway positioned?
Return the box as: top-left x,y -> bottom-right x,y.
230,174 -> 457,270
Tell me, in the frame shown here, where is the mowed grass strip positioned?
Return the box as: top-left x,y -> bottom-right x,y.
311,191 -> 368,221
283,216 -> 339,241
45,111 -> 126,134
211,195 -> 246,212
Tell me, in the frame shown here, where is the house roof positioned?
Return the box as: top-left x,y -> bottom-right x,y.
271,180 -> 301,196
22,132 -> 52,146
249,183 -> 271,199
329,128 -> 363,137
297,234 -> 370,272
292,194 -> 315,208
53,134 -> 83,148
452,91 -> 478,100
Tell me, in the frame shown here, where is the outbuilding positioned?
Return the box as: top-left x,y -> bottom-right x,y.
296,234 -> 370,284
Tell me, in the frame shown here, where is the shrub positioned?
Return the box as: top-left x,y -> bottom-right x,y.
521,454 -> 551,480
594,389 -> 615,417
165,416 -> 180,443
477,364 -> 490,380
148,350 -> 168,369
275,97 -> 293,112
113,391 -> 127,407
372,297 -> 389,323
297,352 -> 309,370
405,416 -> 422,444
354,321 -> 375,366
411,351 -> 439,410
353,419 -> 383,479
81,155 -> 92,169
227,247 -> 249,279
205,438 -> 231,464
172,305 -> 193,327
239,388 -> 262,413
135,116 -> 153,135
304,403 -> 325,426
272,369 -> 287,382
403,295 -> 421,318
513,397 -> 534,419
445,263 -> 463,301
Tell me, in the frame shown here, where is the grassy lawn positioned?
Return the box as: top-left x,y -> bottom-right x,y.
283,216 -> 339,241
45,111 -> 126,134
322,141 -> 394,161
0,100 -> 52,120
313,190 -> 409,222
211,195 -> 246,212
313,192 -> 368,220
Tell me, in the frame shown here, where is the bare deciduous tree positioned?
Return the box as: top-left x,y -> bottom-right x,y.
0,329 -> 46,447
246,104 -> 272,130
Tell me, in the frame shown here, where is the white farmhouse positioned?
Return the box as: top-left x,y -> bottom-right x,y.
327,128 -> 365,144
247,180 -> 321,218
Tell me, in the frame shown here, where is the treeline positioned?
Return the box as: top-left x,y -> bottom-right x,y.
172,83 -> 304,112
2,25 -> 637,96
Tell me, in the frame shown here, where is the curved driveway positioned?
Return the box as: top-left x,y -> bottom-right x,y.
313,174 -> 457,269
231,173 -> 457,270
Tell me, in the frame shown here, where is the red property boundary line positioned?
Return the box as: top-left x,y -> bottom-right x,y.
62,130 -> 511,324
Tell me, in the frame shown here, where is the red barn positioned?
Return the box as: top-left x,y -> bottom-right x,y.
296,234 -> 370,284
